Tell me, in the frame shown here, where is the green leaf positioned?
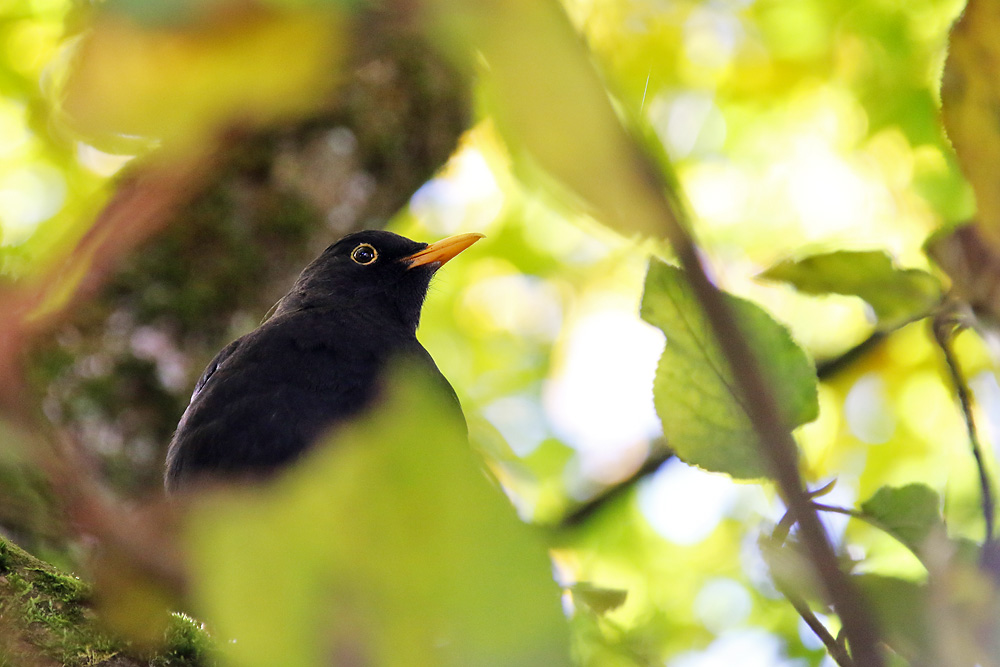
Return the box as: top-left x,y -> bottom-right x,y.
184,364 -> 570,667
640,260 -> 818,479
760,250 -> 943,330
428,0 -> 677,239
860,483 -> 943,555
63,8 -> 345,152
854,574 -> 932,662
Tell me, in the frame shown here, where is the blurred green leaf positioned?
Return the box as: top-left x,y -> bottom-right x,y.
759,537 -> 824,604
854,574 -> 932,662
926,223 -> 1000,332
102,0 -> 365,26
428,0 -> 676,239
942,0 -> 1000,249
62,7 -> 345,152
101,0 -> 213,26
860,483 -> 943,556
640,259 -> 818,479
185,364 -> 569,667
760,250 -> 943,331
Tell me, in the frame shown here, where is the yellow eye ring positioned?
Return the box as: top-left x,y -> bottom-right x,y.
350,243 -> 378,265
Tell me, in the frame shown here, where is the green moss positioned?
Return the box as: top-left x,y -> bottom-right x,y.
0,536 -> 216,666
28,567 -> 87,602
0,538 -> 15,573
4,571 -> 30,596
1,552 -> 112,665
151,613 -> 216,667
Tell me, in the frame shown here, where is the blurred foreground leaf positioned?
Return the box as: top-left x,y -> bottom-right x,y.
859,483 -> 943,558
184,364 -> 569,666
63,6 -> 345,152
854,574 -> 931,663
100,0 -> 363,27
760,251 -> 943,331
759,536 -> 823,604
428,0 -> 676,239
640,260 -> 817,479
942,0 -> 1000,250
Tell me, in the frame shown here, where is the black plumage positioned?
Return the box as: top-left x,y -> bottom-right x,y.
164,230 -> 483,491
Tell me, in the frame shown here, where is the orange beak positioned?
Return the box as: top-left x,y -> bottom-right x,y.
403,232 -> 485,269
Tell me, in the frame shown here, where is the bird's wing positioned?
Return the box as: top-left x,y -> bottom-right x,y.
165,317 -> 367,489
189,338 -> 242,402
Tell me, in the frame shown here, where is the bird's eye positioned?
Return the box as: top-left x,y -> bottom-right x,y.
350,243 -> 378,265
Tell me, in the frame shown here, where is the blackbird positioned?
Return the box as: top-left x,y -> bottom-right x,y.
164,230 -> 483,491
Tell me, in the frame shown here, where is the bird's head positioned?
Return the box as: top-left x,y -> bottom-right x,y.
272,230 -> 484,331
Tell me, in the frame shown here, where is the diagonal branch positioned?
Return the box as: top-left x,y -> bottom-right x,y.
788,588 -> 856,667
647,153 -> 884,665
932,311 -> 996,547
556,446 -> 673,528
770,502 -> 855,667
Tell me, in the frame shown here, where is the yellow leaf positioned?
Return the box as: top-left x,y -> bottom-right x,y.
428,0 -> 677,239
62,8 -> 345,152
941,0 -> 1000,250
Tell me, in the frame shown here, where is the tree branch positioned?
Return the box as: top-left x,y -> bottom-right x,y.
556,446 -> 673,528
650,160 -> 884,665
771,500 -> 855,667
816,333 -> 886,380
788,592 -> 856,667
932,313 -> 996,547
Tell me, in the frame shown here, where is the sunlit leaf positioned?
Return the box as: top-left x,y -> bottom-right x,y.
640,259 -> 818,479
62,7 -> 345,152
102,0 -> 363,26
185,365 -> 569,667
942,0 -> 1000,250
859,483 -> 943,556
760,250 -> 943,330
854,574 -> 932,662
427,0 -> 676,239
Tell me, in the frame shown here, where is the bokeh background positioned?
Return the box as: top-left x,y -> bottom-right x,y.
1,0 -> 993,665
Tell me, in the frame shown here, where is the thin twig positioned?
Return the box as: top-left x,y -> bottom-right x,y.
816,332 -> 886,380
648,155 -> 884,665
788,591 -> 856,667
932,313 -> 995,547
771,505 -> 798,547
811,502 -> 925,561
556,446 -> 673,528
811,503 -> 866,521
770,506 -> 855,667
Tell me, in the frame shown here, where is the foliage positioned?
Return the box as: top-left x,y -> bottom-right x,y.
760,250 -> 944,331
942,0 -> 1000,250
3,0 -> 1000,665
641,259 -> 817,479
858,483 -> 944,557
